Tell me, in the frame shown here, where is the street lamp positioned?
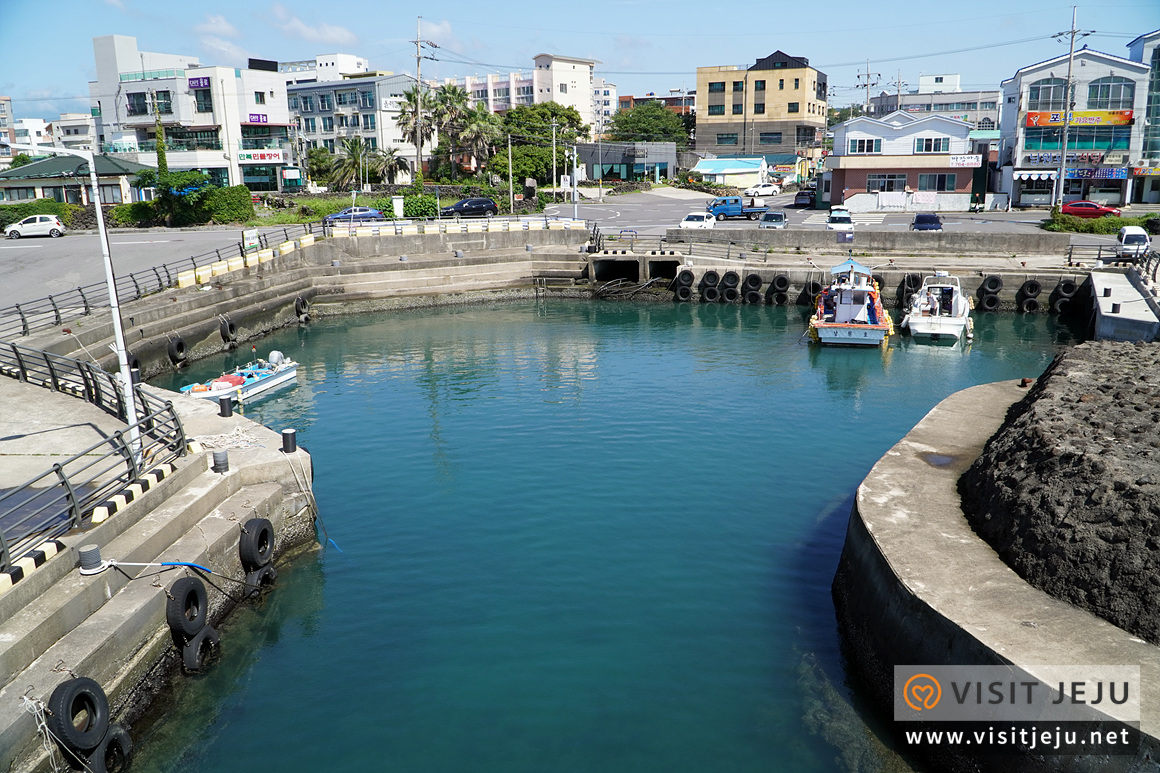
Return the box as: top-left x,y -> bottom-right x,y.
2,139 -> 141,452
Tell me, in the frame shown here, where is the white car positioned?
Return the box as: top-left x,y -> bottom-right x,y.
679,212 -> 715,229
758,211 -> 788,229
743,182 -> 782,197
826,209 -> 854,231
5,214 -> 67,239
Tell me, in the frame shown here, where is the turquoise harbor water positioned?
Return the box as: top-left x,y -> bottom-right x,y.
145,301 -> 1086,772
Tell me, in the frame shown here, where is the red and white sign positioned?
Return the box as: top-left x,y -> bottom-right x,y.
238,150 -> 285,164
948,154 -> 982,168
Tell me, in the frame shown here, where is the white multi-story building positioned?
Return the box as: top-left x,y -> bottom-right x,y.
49,113 -> 96,151
0,96 -> 14,163
870,74 -> 1000,131
280,54 -> 369,85
592,78 -> 617,135
14,118 -> 51,148
89,35 -> 293,192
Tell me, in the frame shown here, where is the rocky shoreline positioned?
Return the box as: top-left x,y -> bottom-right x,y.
959,340 -> 1160,643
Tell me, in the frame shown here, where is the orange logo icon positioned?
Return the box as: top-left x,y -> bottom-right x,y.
903,673 -> 942,711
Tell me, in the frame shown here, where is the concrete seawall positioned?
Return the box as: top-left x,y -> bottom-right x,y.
666,227 -> 1072,257
831,380 -> 1160,771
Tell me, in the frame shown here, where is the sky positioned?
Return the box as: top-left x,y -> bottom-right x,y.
0,0 -> 1156,123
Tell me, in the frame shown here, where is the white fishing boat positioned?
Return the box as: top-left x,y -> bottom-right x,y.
900,271 -> 974,342
180,350 -> 298,403
808,260 -> 894,347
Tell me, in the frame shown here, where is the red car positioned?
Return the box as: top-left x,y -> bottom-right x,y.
1061,200 -> 1121,218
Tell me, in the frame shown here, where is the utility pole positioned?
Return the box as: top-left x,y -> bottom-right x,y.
414,16 -> 423,185
507,134 -> 514,212
857,61 -> 880,115
572,144 -> 579,220
1052,6 -> 1091,208
551,119 -> 558,202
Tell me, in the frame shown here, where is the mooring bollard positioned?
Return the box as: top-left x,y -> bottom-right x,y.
211,450 -> 229,473
281,429 -> 297,454
219,396 -> 233,417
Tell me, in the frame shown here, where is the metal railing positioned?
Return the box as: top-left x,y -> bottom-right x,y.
318,214 -> 592,238
0,341 -> 126,419
0,224 -> 315,341
596,233 -> 770,263
0,398 -> 186,573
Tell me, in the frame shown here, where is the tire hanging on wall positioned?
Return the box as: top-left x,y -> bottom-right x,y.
166,337 -> 187,364
1055,279 -> 1078,298
244,564 -> 279,598
1019,279 -> 1042,298
771,291 -> 788,306
871,274 -> 885,291
979,293 -> 1001,312
1052,296 -> 1070,314
721,286 -> 740,303
904,273 -> 922,292
46,677 -> 110,755
219,316 -> 238,343
674,285 -> 693,302
676,269 -> 695,287
721,271 -> 740,289
743,273 -> 762,291
982,275 -> 1003,294
1019,296 -> 1041,314
239,517 -> 275,570
805,281 -> 823,297
771,274 -> 790,293
702,286 -> 721,303
744,290 -> 763,304
702,270 -> 721,287
86,722 -> 133,773
182,625 -> 220,672
166,576 -> 209,639
294,296 -> 310,316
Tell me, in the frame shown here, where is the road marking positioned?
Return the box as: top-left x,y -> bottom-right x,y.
111,239 -> 173,244
0,244 -> 42,249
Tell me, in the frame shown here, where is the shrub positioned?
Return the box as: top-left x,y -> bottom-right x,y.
403,194 -> 438,219
0,199 -> 78,229
108,201 -> 157,227
1043,211 -> 1155,235
201,185 -> 255,224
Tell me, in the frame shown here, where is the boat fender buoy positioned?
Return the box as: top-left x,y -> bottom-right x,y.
702,286 -> 721,303
166,337 -> 187,364
771,291 -> 788,306
721,286 -> 740,303
1056,279 -> 1078,299
805,281 -> 823,297
47,677 -> 110,755
1052,296 -> 1070,314
166,576 -> 208,639
771,274 -> 790,293
676,269 -> 695,287
244,564 -> 279,598
982,275 -> 1003,294
85,722 -> 133,773
743,274 -> 762,292
294,296 -> 310,316
701,270 -> 720,288
674,285 -> 693,302
219,316 -> 237,343
182,624 -> 219,672
1019,279 -> 1042,298
721,271 -> 740,289
239,517 -> 275,570
1019,296 -> 1041,314
744,290 -> 763,305
980,293 -> 1001,312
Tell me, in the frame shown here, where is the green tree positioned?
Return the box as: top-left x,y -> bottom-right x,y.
8,153 -> 34,169
459,106 -> 504,172
487,144 -> 559,186
432,84 -> 470,180
396,85 -> 437,179
329,137 -> 385,190
606,101 -> 688,147
133,167 -> 211,226
828,104 -> 865,127
379,146 -> 410,185
306,146 -> 333,185
502,103 -> 588,144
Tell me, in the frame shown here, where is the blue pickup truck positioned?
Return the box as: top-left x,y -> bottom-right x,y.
705,196 -> 769,221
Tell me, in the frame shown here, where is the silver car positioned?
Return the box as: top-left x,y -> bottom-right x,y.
5,214 -> 67,238
758,210 -> 787,229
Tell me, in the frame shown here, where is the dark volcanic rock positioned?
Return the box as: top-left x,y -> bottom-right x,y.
959,341 -> 1160,643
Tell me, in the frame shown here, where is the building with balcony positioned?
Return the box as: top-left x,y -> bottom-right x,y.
280,54 -> 369,85
0,97 -> 14,165
997,44 -> 1150,208
14,118 -> 51,149
592,78 -> 617,135
1126,29 -> 1160,203
695,52 -> 828,164
88,35 -> 293,192
49,113 -> 96,152
869,74 -> 1000,130
618,91 -> 696,117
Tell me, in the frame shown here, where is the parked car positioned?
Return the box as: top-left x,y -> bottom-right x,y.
440,197 -> 499,218
794,190 -> 815,207
1115,225 -> 1151,260
1061,200 -> 1121,218
705,196 -> 768,221
322,207 -> 385,226
910,213 -> 943,232
5,214 -> 66,239
826,210 -> 854,231
679,212 -> 715,229
743,182 -> 782,197
758,210 -> 787,229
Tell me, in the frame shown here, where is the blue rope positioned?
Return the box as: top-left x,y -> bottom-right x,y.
160,561 -> 213,573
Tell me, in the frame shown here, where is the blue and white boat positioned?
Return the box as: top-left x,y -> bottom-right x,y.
180,350 -> 298,403
900,271 -> 974,342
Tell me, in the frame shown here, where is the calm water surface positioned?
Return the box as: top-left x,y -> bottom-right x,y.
145,301 -> 1086,772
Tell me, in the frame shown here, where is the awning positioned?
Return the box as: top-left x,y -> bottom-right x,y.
1014,170 -> 1057,180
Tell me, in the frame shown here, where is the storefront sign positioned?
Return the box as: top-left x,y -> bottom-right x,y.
1024,110 -> 1133,127
1025,152 -> 1104,165
248,114 -> 268,124
238,150 -> 284,163
773,165 -> 796,173
188,76 -> 210,89
1066,167 -> 1128,180
1134,166 -> 1160,176
948,154 -> 982,168
281,168 -> 301,180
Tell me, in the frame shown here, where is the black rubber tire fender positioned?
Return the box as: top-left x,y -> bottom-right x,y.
721,286 -> 740,303
701,270 -> 720,287
219,316 -> 238,343
1019,296 -> 1041,314
903,273 -> 922,292
676,269 -> 695,287
86,722 -> 133,773
244,564 -> 279,598
294,296 -> 310,316
805,280 -> 823,297
239,517 -> 274,570
166,337 -> 186,364
982,275 -> 1003,294
701,286 -> 721,302
979,293 -> 1001,312
721,271 -> 740,289
46,677 -> 110,754
166,576 -> 208,638
744,290 -> 763,305
182,624 -> 220,672
743,273 -> 762,291
771,274 -> 790,293
1056,279 -> 1078,298
674,285 -> 693,302
771,291 -> 788,306
127,354 -> 141,373
1052,296 -> 1071,314
1019,279 -> 1042,298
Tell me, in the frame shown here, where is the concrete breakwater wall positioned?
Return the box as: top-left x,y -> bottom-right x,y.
831,380 -> 1160,772
666,227 -> 1072,257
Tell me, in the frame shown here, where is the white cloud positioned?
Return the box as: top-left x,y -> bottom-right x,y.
421,19 -> 468,55
195,15 -> 240,38
199,37 -> 250,67
271,2 -> 357,47
103,0 -> 126,9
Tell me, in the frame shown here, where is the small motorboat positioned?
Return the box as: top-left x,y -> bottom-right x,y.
900,271 -> 974,342
808,260 -> 894,346
180,350 -> 298,403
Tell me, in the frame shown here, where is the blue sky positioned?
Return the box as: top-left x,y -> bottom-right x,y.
0,0 -> 1156,122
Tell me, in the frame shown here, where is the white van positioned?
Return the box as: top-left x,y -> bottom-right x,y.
1115,226 -> 1151,260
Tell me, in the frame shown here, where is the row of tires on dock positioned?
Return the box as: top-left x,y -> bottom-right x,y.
671,269 -> 804,306
37,518 -> 280,772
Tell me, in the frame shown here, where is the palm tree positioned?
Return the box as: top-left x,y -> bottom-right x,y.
379,147 -> 410,185
432,84 -> 470,179
458,106 -> 503,171
330,137 -> 384,190
395,86 -> 437,176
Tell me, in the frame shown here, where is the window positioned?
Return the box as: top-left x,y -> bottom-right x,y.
794,78 -> 799,89
559,83 -> 567,94
304,117 -> 316,132
732,103 -> 744,114
934,76 -> 943,83
98,184 -> 123,204
336,91 -> 357,106
362,114 -> 375,130
848,138 -> 882,154
3,187 -> 35,201
1027,78 -> 1066,111
322,116 -> 334,131
300,95 -> 314,112
708,81 -> 725,93
787,102 -> 799,113
323,139 -> 335,152
155,91 -> 172,114
918,173 -> 956,191
254,91 -> 266,105
796,126 -> 815,145
1087,77 -> 1135,110
126,92 -> 147,116
716,133 -> 738,145
360,91 -> 375,109
759,132 -> 782,144
980,101 -> 997,110
708,105 -> 725,115
493,87 -> 510,97
866,173 -> 907,192
978,117 -> 995,130
288,96 -> 299,110
337,114 -> 348,128
473,89 -> 488,100
733,81 -> 744,92
779,79 -> 784,90
367,137 -> 377,149
1023,126 -> 1062,151
914,137 -> 950,153
318,94 -> 332,111
754,80 -> 765,91
754,103 -> 765,114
